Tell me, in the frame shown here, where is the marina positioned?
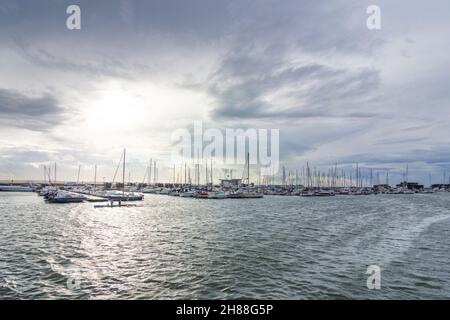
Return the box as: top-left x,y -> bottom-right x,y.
2,151 -> 449,204
3,177 -> 448,204
2,173 -> 449,204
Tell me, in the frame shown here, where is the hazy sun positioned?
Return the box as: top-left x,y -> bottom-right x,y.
78,80 -> 211,150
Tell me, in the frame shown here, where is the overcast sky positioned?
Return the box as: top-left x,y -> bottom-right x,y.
1,0 -> 450,185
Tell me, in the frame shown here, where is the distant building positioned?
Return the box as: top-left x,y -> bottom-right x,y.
396,182 -> 423,190
431,184 -> 450,189
219,179 -> 242,188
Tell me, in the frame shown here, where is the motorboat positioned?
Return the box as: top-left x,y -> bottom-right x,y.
228,189 -> 263,198
142,187 -> 160,194
301,189 -> 334,196
301,189 -> 316,197
315,189 -> 335,196
168,189 -> 181,196
157,188 -> 171,195
47,191 -> 86,203
195,191 -> 209,199
207,190 -> 227,199
179,189 -> 196,197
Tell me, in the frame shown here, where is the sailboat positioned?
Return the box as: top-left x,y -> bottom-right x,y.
95,149 -> 143,208
229,152 -> 264,199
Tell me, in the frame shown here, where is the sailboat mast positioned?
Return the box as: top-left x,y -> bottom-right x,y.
77,165 -> 81,185
247,152 -> 250,185
122,148 -> 126,197
94,164 -> 97,187
149,158 -> 152,185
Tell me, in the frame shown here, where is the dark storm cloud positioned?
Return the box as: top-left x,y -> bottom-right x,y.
2,0 -> 381,86
169,0 -> 385,122
0,88 -> 65,131
0,0 -> 233,42
207,52 -> 381,121
1,0 -> 234,80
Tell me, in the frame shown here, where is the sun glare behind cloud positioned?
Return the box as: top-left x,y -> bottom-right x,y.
77,81 -> 210,154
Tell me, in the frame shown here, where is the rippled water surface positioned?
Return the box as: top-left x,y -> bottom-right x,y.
1,192 -> 450,299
